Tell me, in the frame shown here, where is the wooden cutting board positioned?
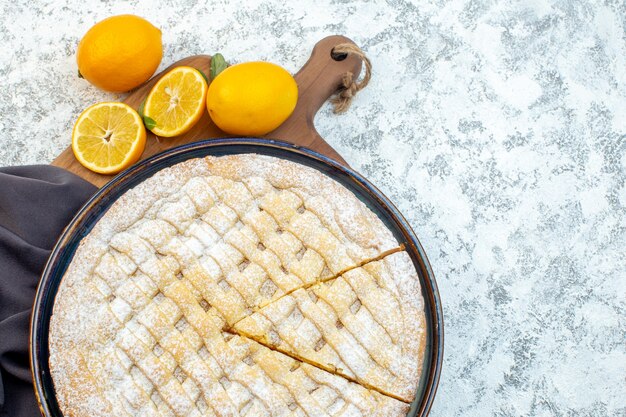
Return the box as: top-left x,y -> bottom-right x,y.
51,35 -> 362,187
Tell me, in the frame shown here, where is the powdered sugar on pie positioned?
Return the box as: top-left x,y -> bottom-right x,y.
49,154 -> 427,416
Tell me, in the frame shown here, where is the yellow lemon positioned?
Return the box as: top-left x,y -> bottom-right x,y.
206,61 -> 298,136
77,15 -> 162,93
72,102 -> 146,174
142,66 -> 208,137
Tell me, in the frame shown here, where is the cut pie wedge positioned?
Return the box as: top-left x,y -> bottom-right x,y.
230,251 -> 427,403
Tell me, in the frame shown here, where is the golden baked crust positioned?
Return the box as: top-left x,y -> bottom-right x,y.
49,154 -> 426,416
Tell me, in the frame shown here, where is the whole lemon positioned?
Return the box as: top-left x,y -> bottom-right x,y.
207,62 -> 298,136
77,15 -> 162,93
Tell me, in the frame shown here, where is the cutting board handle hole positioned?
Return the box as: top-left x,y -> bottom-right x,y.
330,48 -> 348,61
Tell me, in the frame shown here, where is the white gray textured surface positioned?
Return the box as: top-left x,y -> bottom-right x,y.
1,1 -> 625,416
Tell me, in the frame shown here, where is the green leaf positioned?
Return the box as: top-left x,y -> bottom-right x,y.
196,68 -> 210,84
138,100 -> 156,130
77,70 -> 84,79
143,116 -> 157,131
210,53 -> 227,80
138,99 -> 146,117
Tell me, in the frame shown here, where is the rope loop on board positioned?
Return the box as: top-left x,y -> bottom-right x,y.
330,43 -> 372,114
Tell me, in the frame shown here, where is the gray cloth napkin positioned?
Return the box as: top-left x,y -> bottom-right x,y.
0,165 -> 96,417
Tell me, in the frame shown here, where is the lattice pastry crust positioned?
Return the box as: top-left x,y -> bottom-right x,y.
49,154 -> 427,417
233,251 -> 426,403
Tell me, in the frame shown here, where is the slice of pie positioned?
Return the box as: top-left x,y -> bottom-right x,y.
49,154 -> 427,416
231,251 -> 426,403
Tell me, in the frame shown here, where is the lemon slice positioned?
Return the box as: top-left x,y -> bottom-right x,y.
72,102 -> 146,174
143,66 -> 208,137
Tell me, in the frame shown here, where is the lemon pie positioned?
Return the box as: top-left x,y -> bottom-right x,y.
49,154 -> 427,416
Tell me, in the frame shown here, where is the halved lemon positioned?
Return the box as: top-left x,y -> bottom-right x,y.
143,66 -> 208,137
71,102 -> 146,174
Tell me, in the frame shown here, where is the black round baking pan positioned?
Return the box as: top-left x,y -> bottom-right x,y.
30,137 -> 443,416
